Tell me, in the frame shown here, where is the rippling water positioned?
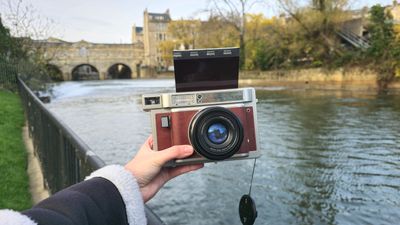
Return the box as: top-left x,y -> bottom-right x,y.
47,80 -> 400,225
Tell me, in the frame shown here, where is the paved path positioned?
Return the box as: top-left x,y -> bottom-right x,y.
23,125 -> 50,204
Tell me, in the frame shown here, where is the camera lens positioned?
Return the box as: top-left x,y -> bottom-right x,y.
189,107 -> 243,161
207,123 -> 228,144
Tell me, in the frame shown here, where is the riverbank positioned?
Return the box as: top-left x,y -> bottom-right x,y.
0,90 -> 31,210
239,67 -> 400,91
155,67 -> 400,91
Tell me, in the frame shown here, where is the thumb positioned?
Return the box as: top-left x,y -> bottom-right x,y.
153,145 -> 194,166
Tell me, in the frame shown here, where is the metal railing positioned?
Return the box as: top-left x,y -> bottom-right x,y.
18,77 -> 165,225
337,29 -> 371,49
18,77 -> 105,191
0,58 -> 18,90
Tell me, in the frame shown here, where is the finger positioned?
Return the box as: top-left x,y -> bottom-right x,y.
153,145 -> 194,165
166,164 -> 204,181
141,135 -> 153,150
147,135 -> 153,149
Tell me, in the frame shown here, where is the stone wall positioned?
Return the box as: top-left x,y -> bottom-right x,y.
42,40 -> 145,80
239,68 -> 400,90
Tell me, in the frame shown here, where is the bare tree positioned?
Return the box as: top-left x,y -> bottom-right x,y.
207,0 -> 262,68
1,0 -> 61,62
1,0 -> 56,40
0,0 -> 63,82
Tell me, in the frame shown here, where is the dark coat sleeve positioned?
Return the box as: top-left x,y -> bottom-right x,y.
22,177 -> 129,225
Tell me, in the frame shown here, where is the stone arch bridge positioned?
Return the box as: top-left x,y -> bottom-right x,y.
41,39 -> 146,81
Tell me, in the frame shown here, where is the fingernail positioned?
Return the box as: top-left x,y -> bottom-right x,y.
184,146 -> 193,154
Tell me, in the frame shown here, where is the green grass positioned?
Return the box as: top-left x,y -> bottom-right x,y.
0,90 -> 32,210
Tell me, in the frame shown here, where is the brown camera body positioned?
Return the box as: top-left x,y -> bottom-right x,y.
142,88 -> 260,166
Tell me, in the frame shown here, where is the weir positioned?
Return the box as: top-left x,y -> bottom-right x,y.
17,77 -> 165,225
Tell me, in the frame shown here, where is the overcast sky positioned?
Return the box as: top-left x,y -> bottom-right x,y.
0,0 -> 394,43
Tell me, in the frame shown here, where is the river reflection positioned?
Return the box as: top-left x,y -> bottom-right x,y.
47,80 -> 400,225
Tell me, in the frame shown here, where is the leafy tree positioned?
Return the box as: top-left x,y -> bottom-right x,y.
166,19 -> 202,49
366,4 -> 400,84
0,17 -> 24,89
197,15 -> 239,48
394,24 -> 400,39
243,14 -> 274,70
254,40 -> 289,70
0,17 -> 26,60
159,40 -> 176,68
0,18 -> 12,56
0,0 -> 61,85
276,0 -> 352,58
367,5 -> 396,58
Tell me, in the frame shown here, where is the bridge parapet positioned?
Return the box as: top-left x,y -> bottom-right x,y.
41,39 -> 146,80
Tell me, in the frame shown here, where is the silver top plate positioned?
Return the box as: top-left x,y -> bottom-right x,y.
142,88 -> 255,110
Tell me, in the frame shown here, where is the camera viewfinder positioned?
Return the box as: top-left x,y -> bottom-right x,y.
144,97 -> 161,105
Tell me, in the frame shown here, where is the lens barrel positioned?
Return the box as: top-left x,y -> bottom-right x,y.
189,107 -> 244,160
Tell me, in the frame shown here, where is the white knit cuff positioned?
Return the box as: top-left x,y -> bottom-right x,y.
85,165 -> 147,225
0,209 -> 37,225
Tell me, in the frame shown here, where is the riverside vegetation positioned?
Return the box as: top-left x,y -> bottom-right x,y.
159,2 -> 400,88
0,15 -> 53,91
0,15 -> 32,211
0,14 -> 47,211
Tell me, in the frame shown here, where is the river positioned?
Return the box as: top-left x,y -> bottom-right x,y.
46,80 -> 400,225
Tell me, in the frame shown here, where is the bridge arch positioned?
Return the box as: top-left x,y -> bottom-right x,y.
46,64 -> 63,81
72,64 -> 100,81
107,63 -> 132,79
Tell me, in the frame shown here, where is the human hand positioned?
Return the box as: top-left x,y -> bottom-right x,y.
125,136 -> 204,202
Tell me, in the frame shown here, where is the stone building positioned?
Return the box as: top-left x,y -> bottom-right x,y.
133,9 -> 171,71
131,26 -> 143,43
41,9 -> 173,80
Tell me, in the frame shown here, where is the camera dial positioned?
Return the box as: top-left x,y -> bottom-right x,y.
189,107 -> 244,160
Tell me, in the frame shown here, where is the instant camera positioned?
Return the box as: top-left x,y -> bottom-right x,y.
142,48 -> 260,166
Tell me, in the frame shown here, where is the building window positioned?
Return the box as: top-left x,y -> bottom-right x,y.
158,23 -> 164,29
